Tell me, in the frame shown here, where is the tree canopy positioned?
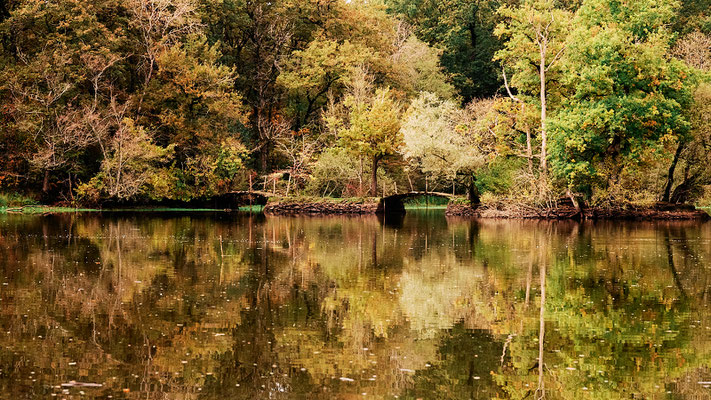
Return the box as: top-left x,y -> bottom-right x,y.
0,0 -> 710,208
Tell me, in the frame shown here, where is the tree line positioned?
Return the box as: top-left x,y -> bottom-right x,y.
0,0 -> 709,207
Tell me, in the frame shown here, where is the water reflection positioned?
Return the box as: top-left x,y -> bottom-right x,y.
0,212 -> 710,398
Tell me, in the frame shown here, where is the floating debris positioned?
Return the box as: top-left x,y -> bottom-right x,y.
61,381 -> 103,388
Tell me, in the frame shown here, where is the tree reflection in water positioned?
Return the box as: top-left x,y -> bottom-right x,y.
0,212 -> 710,398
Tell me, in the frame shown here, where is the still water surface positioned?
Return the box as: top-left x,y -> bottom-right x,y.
1,211 -> 711,399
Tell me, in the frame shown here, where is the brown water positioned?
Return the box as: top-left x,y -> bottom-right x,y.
1,210 -> 711,399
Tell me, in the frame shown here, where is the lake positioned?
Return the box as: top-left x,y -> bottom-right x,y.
1,210 -> 710,399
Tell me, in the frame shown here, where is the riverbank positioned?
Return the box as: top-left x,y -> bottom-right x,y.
0,205 -> 264,214
0,206 -> 98,214
263,197 -> 380,215
446,201 -> 711,220
2,195 -> 708,221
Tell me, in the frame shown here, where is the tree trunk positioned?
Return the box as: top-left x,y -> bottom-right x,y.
42,170 -> 50,193
260,144 -> 269,173
359,157 -> 364,196
536,261 -> 546,398
371,156 -> 379,197
285,170 -> 292,197
468,174 -> 481,207
526,124 -> 534,176
539,43 -> 548,173
662,142 -> 684,202
566,188 -> 581,213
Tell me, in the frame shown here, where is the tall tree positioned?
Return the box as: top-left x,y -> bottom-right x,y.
387,0 -> 504,101
549,0 -> 694,201
0,0 -> 130,197
495,0 -> 571,175
400,92 -> 496,203
201,0 -> 294,173
330,72 -> 402,196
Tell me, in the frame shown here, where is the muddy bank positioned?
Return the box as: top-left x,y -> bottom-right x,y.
447,201 -> 710,220
263,199 -> 380,215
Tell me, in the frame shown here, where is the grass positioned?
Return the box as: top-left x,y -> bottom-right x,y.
0,205 -> 265,214
0,205 -> 97,214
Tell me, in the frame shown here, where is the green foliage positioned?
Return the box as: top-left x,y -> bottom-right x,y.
675,0 -> 711,34
1,0 -> 710,208
475,157 -> 523,195
307,147 -> 397,198
0,192 -> 37,208
494,0 -> 571,105
448,196 -> 471,205
307,147 -> 363,197
387,0 -> 504,101
401,92 -> 487,180
337,87 -> 403,161
549,0 -> 694,199
390,36 -> 457,100
403,195 -> 450,207
76,118 -> 173,202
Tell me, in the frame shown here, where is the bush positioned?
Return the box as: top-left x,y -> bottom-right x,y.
0,193 -> 38,208
404,195 -> 451,206
476,158 -> 521,195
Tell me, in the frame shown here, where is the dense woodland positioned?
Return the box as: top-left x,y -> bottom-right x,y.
0,0 -> 710,208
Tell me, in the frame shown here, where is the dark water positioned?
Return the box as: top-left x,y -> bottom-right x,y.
1,211 -> 711,399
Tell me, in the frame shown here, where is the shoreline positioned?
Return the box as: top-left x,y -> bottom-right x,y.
446,202 -> 711,221
2,200 -> 709,221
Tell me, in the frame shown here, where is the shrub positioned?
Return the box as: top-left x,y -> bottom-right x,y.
0,193 -> 38,208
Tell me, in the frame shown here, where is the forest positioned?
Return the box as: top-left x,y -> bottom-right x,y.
1,0 -> 710,210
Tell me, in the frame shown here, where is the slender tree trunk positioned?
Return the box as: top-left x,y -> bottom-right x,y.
260,145 -> 269,173
665,230 -> 688,299
539,44 -> 548,174
567,188 -> 581,214
285,170 -> 292,197
68,172 -> 74,202
43,170 -> 50,194
662,142 -> 684,203
525,261 -> 533,307
536,261 -> 546,399
526,125 -> 534,175
359,157 -> 364,196
371,156 -> 379,197
520,103 -> 534,176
